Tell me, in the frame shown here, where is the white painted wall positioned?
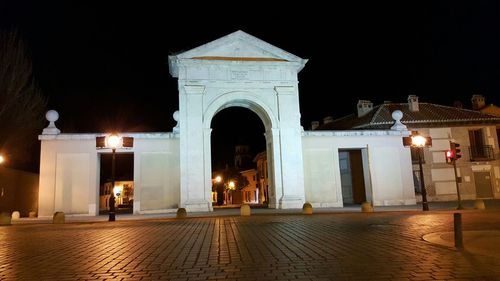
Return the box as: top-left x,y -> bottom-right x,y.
302,131 -> 416,207
38,133 -> 179,218
37,31 -> 421,216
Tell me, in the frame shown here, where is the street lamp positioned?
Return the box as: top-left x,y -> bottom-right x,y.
96,134 -> 134,221
214,175 -> 224,206
411,134 -> 430,211
403,133 -> 432,211
106,134 -> 122,221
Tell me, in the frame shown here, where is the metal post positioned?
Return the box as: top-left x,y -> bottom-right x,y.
108,148 -> 116,221
417,147 -> 429,211
454,213 -> 463,248
452,159 -> 463,210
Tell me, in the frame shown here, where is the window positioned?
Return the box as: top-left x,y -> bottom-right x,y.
469,129 -> 494,160
469,129 -> 484,147
413,170 -> 422,193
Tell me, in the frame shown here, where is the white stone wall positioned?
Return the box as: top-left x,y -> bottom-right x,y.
170,31 -> 308,211
37,32 -> 422,216
302,131 -> 416,207
38,133 -> 179,218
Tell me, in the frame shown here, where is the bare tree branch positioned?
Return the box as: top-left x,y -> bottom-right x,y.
0,29 -> 47,170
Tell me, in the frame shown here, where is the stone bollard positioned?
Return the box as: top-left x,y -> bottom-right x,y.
0,212 -> 12,225
474,199 -> 486,210
11,211 -> 20,220
176,208 -> 187,219
302,202 -> 313,215
361,201 -> 374,213
29,211 -> 37,218
53,211 -> 65,224
240,204 -> 251,216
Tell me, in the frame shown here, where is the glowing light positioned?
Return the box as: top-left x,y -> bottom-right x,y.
228,181 -> 235,190
106,134 -> 123,149
411,135 -> 427,147
446,150 -> 454,158
113,185 -> 123,197
0,155 -> 4,164
215,176 -> 222,183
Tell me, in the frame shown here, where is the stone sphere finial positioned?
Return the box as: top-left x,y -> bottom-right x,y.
173,110 -> 180,134
390,110 -> 407,131
43,110 -> 61,135
46,110 -> 59,122
391,110 -> 403,122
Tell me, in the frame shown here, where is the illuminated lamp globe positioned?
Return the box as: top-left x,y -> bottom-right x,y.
107,134 -> 122,149
411,135 -> 427,147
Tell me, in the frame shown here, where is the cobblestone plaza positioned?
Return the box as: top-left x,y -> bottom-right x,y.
1,210 -> 500,280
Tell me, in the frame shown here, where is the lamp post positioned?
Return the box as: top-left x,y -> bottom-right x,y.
106,134 -> 122,222
96,134 -> 133,221
411,135 -> 430,211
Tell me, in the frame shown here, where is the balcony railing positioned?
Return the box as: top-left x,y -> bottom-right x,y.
469,145 -> 495,161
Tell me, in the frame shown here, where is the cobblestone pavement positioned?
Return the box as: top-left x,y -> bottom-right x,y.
1,210 -> 500,280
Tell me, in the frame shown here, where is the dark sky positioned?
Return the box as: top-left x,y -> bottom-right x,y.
2,1 -> 500,168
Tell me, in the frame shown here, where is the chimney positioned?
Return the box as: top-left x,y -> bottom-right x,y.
357,100 -> 373,117
471,94 -> 485,110
323,116 -> 334,124
310,121 -> 319,130
408,95 -> 419,112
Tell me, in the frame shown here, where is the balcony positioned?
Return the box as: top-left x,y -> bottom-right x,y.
468,145 -> 495,161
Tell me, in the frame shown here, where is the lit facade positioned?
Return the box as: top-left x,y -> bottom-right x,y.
316,95 -> 500,202
37,31 -> 416,217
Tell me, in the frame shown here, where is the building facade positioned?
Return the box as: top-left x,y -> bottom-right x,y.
317,95 -> 500,202
37,31 -> 416,217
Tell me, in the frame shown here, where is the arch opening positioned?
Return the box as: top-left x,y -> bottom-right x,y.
210,106 -> 270,208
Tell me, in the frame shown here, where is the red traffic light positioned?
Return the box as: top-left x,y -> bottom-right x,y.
445,150 -> 455,164
446,150 -> 454,158
450,142 -> 462,160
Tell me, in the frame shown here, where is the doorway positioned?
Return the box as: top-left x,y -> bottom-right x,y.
339,149 -> 367,204
475,171 -> 493,198
99,153 -> 134,214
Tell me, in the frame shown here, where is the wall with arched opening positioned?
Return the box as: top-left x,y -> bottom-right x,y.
170,31 -> 308,211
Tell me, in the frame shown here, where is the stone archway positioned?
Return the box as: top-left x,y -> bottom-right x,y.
169,31 -> 308,211
204,92 -> 277,208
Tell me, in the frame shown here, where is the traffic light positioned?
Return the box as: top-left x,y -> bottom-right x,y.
445,150 -> 454,164
450,142 -> 462,160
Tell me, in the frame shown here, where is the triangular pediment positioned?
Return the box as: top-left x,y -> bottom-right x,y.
169,30 -> 307,77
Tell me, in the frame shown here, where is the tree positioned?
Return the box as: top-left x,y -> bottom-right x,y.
0,30 -> 47,171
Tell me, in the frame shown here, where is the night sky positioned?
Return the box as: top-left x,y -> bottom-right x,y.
2,1 -> 500,168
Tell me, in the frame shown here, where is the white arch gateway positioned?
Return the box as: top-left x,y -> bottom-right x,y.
169,31 -> 308,211
38,31 -> 416,217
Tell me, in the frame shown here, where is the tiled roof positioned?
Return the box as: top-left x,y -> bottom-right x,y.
480,104 -> 500,117
317,102 -> 500,130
